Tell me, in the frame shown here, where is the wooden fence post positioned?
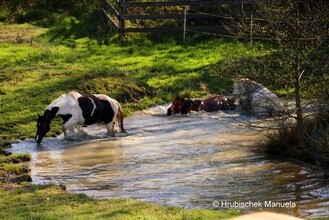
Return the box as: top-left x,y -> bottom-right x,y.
118,0 -> 125,37
183,6 -> 187,41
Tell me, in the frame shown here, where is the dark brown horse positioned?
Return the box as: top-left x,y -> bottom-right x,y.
167,95 -> 236,116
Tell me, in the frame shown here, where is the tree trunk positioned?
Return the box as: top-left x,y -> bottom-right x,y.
295,0 -> 303,149
295,59 -> 303,149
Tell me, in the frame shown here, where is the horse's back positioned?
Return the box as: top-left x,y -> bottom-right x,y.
200,96 -> 225,112
68,91 -> 83,100
93,94 -> 125,132
46,91 -> 82,112
93,94 -> 119,113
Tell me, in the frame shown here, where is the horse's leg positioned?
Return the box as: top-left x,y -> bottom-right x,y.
105,121 -> 116,136
118,113 -> 126,133
62,118 -> 77,137
117,104 -> 126,133
62,124 -> 75,137
62,125 -> 68,137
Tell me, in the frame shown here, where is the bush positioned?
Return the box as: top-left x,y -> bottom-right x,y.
263,111 -> 329,168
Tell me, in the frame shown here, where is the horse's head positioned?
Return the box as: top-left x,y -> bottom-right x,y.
35,113 -> 51,144
167,95 -> 186,116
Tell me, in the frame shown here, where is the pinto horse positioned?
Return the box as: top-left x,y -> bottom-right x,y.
35,91 -> 126,144
167,95 -> 236,116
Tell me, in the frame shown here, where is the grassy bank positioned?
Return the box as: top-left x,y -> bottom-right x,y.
0,23 -> 274,146
0,183 -> 238,219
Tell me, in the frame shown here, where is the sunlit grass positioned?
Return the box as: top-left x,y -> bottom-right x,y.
0,183 -> 239,219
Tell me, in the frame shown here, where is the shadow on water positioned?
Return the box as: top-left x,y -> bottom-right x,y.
11,104 -> 329,218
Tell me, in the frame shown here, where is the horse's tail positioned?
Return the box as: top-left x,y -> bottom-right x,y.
116,101 -> 126,133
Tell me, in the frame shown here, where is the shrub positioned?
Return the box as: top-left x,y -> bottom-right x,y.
263,110 -> 329,168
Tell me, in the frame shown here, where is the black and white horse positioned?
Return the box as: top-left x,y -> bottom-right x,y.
35,91 -> 126,144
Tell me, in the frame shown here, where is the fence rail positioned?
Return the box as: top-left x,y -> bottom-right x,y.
103,0 -> 252,37
118,0 -> 250,8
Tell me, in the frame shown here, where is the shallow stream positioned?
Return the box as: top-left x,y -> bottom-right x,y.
11,105 -> 329,218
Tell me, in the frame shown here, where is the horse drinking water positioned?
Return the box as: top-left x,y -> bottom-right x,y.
167,95 -> 236,116
35,91 -> 126,144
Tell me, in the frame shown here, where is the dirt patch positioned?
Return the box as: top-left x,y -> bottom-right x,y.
0,24 -> 46,42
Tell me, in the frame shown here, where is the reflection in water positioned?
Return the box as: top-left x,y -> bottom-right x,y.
11,105 -> 329,218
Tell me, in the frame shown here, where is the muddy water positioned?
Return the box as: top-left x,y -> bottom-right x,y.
11,105 -> 329,218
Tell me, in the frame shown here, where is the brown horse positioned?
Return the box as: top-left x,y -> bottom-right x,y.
167,95 -> 236,116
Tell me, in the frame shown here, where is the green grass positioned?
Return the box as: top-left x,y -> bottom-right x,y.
0,152 -> 31,180
0,163 -> 29,177
0,183 -> 239,219
0,23 -> 275,145
0,153 -> 31,164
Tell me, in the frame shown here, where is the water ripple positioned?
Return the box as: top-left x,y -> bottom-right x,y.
10,106 -> 329,218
